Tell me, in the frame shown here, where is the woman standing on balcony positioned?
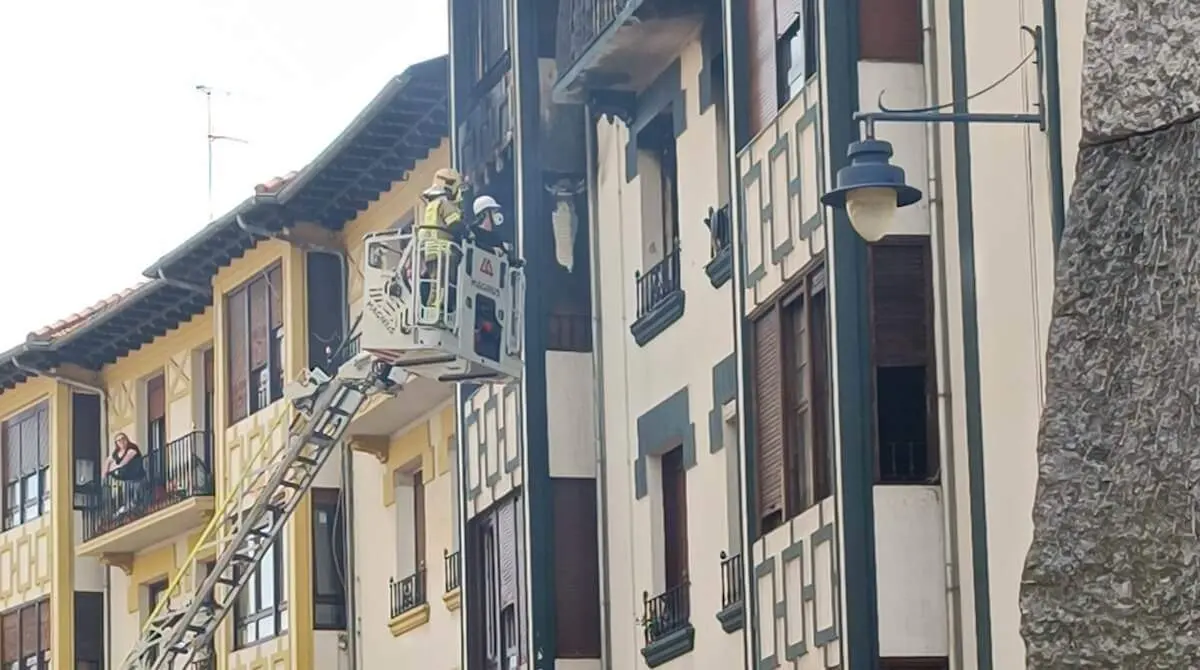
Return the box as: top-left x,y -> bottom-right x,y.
105,432 -> 146,516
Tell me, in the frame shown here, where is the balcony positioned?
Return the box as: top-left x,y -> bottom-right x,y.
77,431 -> 215,566
715,551 -> 744,633
553,0 -> 713,103
630,243 -> 685,346
443,549 -> 462,611
388,566 -> 430,636
704,204 -> 733,287
641,581 -> 694,667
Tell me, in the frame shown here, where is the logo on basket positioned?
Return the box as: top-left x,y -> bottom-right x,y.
479,258 -> 494,276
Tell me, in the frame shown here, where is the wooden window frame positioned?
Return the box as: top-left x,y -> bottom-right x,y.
1,403 -> 50,531
660,447 -> 690,589
637,112 -> 681,266
751,262 -> 832,535
146,372 -> 166,452
226,263 -> 284,425
0,598 -> 49,668
312,488 -> 348,630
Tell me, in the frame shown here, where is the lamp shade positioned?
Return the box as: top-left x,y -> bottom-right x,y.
820,138 -> 923,241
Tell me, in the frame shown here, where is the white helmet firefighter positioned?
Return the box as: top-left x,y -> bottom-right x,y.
470,195 -> 522,267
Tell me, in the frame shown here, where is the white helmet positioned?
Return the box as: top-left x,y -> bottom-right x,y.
473,195 -> 502,218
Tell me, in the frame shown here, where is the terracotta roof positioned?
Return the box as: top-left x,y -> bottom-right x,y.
31,281 -> 151,340
254,171 -> 301,195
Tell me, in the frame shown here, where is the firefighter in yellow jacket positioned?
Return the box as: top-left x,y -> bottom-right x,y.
417,168 -> 466,322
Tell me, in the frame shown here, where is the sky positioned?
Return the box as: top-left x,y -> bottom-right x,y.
0,0 -> 447,346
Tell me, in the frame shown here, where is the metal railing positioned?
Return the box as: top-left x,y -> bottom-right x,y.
444,549 -> 461,593
80,431 -> 214,542
719,551 -> 743,610
878,440 -> 934,484
555,0 -> 633,77
634,242 -> 682,321
642,581 -> 690,645
705,205 -> 732,260
389,565 -> 427,619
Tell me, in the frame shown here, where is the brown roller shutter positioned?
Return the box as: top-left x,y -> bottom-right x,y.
754,307 -> 786,527
747,0 -> 778,137
497,500 -> 517,607
226,287 -> 249,423
2,611 -> 17,662
20,605 -> 36,656
859,0 -> 923,63
661,449 -> 689,589
248,276 -> 270,370
268,265 -> 284,330
19,417 -> 37,477
552,478 -> 601,658
75,592 -> 105,661
869,241 -> 930,367
147,374 -> 166,422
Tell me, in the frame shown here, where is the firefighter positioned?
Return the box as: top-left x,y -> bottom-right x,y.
417,168 -> 466,322
471,195 -> 523,267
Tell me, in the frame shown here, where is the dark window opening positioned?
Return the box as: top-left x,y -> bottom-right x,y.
146,373 -> 166,452
661,447 -> 689,589
776,0 -> 819,107
312,488 -> 348,629
638,112 -> 681,263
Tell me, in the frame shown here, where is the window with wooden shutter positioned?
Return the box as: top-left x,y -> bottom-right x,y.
37,600 -> 48,654
869,238 -> 939,483
497,499 -> 517,609
19,604 -> 36,665
227,286 -> 250,424
661,447 -> 689,589
753,306 -> 786,531
1,609 -> 16,664
747,0 -> 778,137
226,263 -> 284,425
809,286 -> 832,501
413,471 -> 426,571
784,290 -> 811,508
2,404 -> 50,529
146,373 -> 166,451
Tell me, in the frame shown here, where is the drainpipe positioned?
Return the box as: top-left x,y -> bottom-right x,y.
236,212 -> 360,669
918,0 -> 966,665
11,354 -> 111,668
582,103 -> 614,670
1041,0 -> 1066,253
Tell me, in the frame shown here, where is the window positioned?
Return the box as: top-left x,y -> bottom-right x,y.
869,238 -> 939,483
146,373 -> 166,452
474,0 -> 508,81
393,469 -> 427,579
661,448 -> 689,589
637,112 -> 681,268
776,0 -> 818,106
201,348 -> 214,435
480,520 -> 499,666
312,488 -> 347,629
75,592 -> 104,669
226,263 -> 284,425
0,599 -> 48,669
752,264 -> 832,535
469,497 -> 522,669
145,580 -> 169,665
233,520 -> 288,648
712,54 -> 731,210
2,404 -> 49,530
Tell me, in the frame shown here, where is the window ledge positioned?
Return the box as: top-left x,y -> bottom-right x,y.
442,587 -> 461,611
704,248 -> 733,288
715,601 -> 744,633
388,603 -> 431,637
640,623 -> 695,667
630,291 -> 686,347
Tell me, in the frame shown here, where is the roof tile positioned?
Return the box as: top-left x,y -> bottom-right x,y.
31,281 -> 150,340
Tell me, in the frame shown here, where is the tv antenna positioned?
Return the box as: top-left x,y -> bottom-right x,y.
195,84 -> 249,220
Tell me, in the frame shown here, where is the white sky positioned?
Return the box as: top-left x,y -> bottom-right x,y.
0,0 -> 447,346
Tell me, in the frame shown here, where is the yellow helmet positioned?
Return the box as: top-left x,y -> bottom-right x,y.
433,168 -> 462,193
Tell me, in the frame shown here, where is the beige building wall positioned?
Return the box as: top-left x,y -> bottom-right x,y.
592,35 -> 743,670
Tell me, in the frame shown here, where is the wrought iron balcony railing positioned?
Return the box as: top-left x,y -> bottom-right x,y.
642,581 -> 691,646
706,205 -> 732,260
389,565 -> 428,619
444,549 -> 461,593
635,242 -> 682,321
80,430 -> 214,542
555,0 -> 632,80
719,551 -> 743,610
878,440 -> 935,484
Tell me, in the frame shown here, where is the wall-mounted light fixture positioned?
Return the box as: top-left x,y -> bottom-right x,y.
821,26 -> 1051,243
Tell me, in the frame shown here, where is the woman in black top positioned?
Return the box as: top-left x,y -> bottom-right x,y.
106,432 -> 146,515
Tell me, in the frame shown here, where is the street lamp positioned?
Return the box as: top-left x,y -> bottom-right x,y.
821,25 -> 1055,244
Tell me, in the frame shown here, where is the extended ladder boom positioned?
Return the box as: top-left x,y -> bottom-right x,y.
121,353 -> 399,670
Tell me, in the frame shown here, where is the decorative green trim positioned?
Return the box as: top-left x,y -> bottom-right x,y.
716,601 -> 744,633
705,247 -> 733,287
630,290 -> 686,346
641,624 -> 696,667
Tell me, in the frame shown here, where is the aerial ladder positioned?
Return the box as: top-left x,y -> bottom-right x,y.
121,224 -> 525,670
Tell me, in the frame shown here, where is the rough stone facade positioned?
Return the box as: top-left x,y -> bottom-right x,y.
1021,0 -> 1200,666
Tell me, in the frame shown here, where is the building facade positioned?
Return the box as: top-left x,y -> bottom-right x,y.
0,0 -> 1088,666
